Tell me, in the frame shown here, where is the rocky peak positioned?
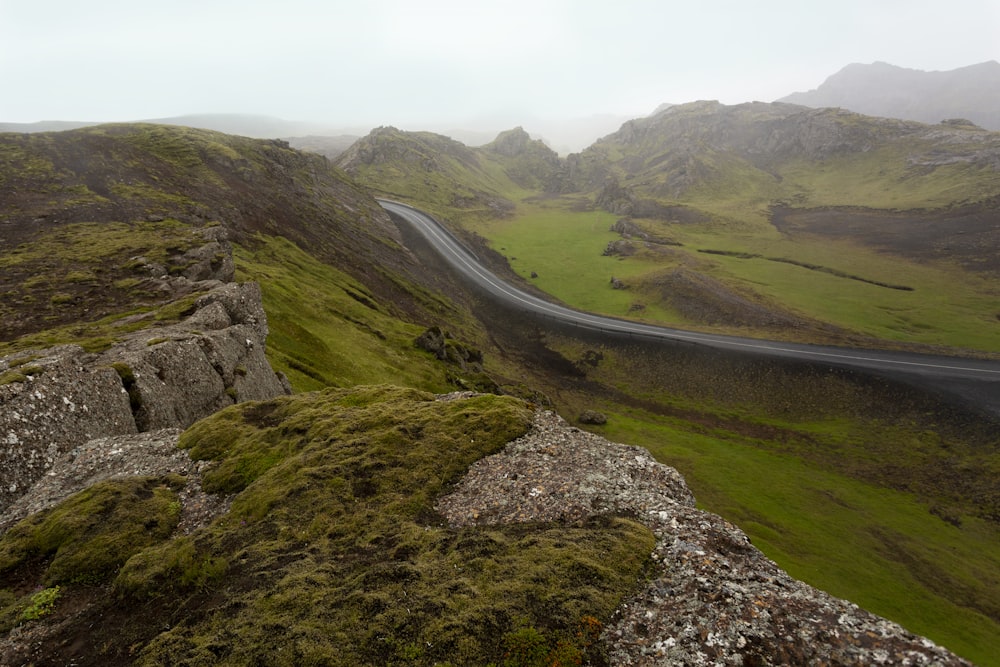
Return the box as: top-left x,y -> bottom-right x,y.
486,126 -> 542,157
336,126 -> 480,172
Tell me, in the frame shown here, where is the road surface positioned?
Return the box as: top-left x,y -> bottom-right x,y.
380,199 -> 1000,412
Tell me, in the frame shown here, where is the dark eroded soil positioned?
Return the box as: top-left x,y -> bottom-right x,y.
771,199 -> 1000,276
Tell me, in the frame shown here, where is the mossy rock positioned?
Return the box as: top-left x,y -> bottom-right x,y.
104,385 -> 655,665
0,475 -> 185,589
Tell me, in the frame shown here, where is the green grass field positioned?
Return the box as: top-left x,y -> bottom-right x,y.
471,199 -> 1000,352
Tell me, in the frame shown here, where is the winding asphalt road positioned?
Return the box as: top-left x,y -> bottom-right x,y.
380,199 -> 1000,412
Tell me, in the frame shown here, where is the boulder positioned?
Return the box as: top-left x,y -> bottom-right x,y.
604,240 -> 635,257
415,326 -> 484,373
578,410 -> 607,425
438,410 -> 970,666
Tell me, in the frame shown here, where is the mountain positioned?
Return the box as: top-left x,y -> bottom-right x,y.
779,61 -> 1000,130
0,124 -> 440,343
0,114 -> 365,160
1,111 -> 635,158
0,114 -> 368,140
335,126 -> 526,220
337,104 -> 1000,352
0,120 -> 100,133
568,99 -> 1000,202
441,113 -> 637,155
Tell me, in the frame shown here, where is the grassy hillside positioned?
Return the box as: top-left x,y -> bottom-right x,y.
335,126 -> 556,226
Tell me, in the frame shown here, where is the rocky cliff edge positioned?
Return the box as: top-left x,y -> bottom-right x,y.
0,281 -> 291,514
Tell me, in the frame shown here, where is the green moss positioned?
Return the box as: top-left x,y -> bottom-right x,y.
152,294 -> 202,323
0,220 -> 195,272
0,371 -> 28,386
114,277 -> 143,290
106,386 -> 654,665
0,364 -> 45,385
65,270 -> 97,283
0,476 -> 184,588
234,237 -> 456,393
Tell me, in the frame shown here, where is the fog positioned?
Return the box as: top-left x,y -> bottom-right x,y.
1,0 -> 997,149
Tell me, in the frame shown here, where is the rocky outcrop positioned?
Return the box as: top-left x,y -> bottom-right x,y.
604,239 -> 637,257
0,429 -> 184,533
106,282 -> 289,431
578,409 -> 607,425
610,218 -> 649,240
0,281 -> 290,513
485,127 -> 538,158
414,326 -> 484,373
484,127 -> 563,190
0,347 -> 136,508
569,100 -> 1000,201
438,410 -> 970,665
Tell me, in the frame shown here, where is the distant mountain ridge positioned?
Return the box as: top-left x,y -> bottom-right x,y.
779,61 -> 1000,130
0,112 -> 631,156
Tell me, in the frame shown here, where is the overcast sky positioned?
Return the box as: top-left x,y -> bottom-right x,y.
2,0 -> 998,128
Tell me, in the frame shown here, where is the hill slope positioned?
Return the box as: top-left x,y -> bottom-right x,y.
779,61 -> 1000,130
0,124 -> 454,339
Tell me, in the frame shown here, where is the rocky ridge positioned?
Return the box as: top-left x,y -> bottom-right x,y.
0,401 -> 969,664
565,100 -> 1000,200
0,280 -> 290,514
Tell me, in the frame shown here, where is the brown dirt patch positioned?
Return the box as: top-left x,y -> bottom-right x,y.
771,200 -> 1000,276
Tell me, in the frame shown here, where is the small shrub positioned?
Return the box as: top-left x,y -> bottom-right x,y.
503,627 -> 549,666
21,586 -> 60,622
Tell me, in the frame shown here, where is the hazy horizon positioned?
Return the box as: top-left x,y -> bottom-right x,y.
2,0 -> 998,133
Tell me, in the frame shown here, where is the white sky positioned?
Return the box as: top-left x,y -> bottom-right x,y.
1,0 -> 998,126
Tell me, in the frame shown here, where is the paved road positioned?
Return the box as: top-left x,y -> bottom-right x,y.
380,199 -> 1000,406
